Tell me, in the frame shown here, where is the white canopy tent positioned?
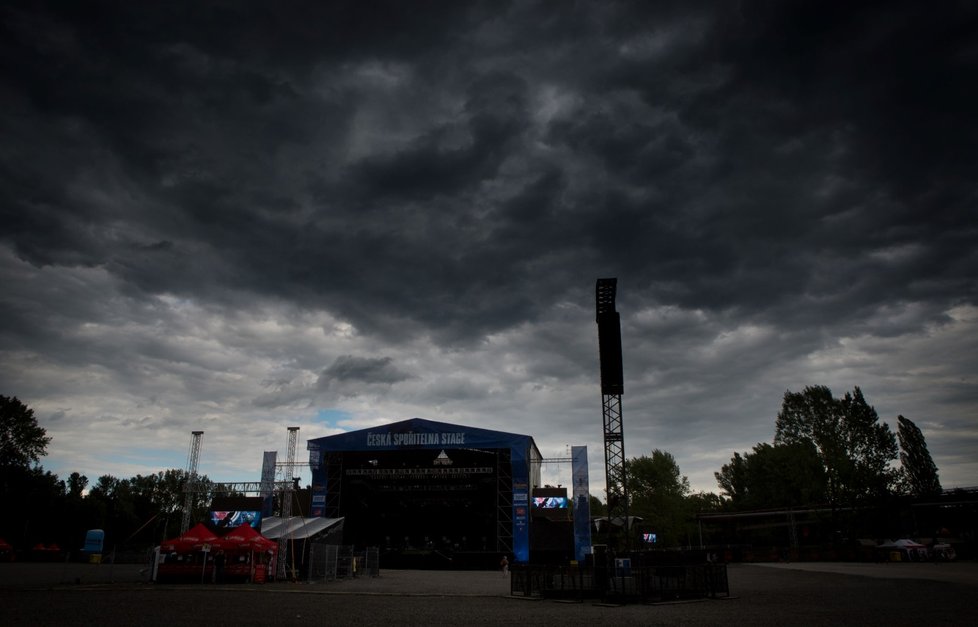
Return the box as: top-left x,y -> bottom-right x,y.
262,516 -> 344,541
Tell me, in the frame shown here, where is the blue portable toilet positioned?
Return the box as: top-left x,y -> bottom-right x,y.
83,529 -> 104,563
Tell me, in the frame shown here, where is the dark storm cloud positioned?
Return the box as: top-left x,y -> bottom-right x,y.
4,1 -> 972,342
315,355 -> 411,399
2,1 -> 977,488
320,355 -> 410,386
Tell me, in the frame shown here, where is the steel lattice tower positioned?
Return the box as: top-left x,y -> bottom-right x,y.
596,278 -> 629,549
277,426 -> 299,579
180,430 -> 204,533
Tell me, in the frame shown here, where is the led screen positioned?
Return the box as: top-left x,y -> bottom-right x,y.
532,496 -> 568,509
210,510 -> 262,529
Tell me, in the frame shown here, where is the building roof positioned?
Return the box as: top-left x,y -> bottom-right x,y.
306,417 -> 540,456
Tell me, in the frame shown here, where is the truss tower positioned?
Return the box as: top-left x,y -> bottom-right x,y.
180,430 -> 204,533
596,278 -> 629,549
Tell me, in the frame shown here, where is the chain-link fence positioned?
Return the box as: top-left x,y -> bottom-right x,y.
306,545 -> 380,582
510,561 -> 729,604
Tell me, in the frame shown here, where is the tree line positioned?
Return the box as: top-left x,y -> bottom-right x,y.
0,394 -> 213,555
2,385 -> 945,553
602,385 -> 942,548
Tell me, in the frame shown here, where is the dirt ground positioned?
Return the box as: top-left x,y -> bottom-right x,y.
1,561 -> 976,626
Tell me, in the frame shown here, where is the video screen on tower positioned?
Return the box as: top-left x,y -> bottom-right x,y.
210,510 -> 262,530
532,496 -> 568,509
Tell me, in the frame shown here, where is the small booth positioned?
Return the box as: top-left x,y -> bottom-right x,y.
156,523 -> 220,582
212,524 -> 278,583
155,523 -> 278,583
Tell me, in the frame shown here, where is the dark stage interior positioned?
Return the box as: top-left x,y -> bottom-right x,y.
336,447 -> 505,567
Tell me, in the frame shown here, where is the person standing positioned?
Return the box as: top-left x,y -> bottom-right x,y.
500,555 -> 509,575
213,550 -> 226,584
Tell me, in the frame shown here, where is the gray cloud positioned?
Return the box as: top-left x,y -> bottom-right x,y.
1,1 -> 976,491
319,355 -> 411,386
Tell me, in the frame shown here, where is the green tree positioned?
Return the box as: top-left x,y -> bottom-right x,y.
686,491 -> 723,513
0,395 -> 51,469
897,415 -> 942,498
588,494 -> 606,516
89,474 -> 121,500
86,470 -> 213,547
625,450 -> 691,546
67,472 -> 88,498
715,452 -> 748,506
716,441 -> 827,509
0,396 -> 58,547
775,386 -> 897,506
14,467 -> 66,546
130,469 -> 212,542
627,450 -> 690,501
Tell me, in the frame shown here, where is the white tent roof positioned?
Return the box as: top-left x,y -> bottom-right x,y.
261,516 -> 344,540
879,538 -> 926,548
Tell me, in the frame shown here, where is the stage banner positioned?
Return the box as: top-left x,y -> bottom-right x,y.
511,453 -> 530,563
571,446 -> 593,563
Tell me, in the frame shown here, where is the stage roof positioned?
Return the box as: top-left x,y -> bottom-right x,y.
306,417 -> 540,456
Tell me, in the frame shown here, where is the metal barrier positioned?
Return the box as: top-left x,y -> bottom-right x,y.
364,547 -> 380,578
306,545 -> 381,582
306,544 -> 339,581
511,562 -> 729,604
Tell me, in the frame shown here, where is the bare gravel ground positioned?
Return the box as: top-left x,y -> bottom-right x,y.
1,561 -> 976,626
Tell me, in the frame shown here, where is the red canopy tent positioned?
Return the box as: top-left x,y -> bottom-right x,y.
214,525 -> 277,552
156,523 -> 222,583
212,525 -> 277,582
156,524 -> 277,582
161,523 -> 219,553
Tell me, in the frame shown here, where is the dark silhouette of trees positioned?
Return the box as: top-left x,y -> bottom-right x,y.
775,385 -> 897,507
897,415 -> 942,498
0,396 -> 60,548
709,386 -> 947,546
715,441 -> 827,509
67,472 -> 88,498
588,494 -> 606,516
0,395 -> 50,469
85,470 -> 213,549
625,450 -> 692,546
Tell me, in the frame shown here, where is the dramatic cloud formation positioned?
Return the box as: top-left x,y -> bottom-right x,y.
1,1 -> 976,493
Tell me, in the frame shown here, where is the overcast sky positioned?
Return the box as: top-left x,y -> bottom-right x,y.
2,1 -> 976,497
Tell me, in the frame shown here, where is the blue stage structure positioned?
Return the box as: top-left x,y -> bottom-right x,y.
307,418 -> 541,564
